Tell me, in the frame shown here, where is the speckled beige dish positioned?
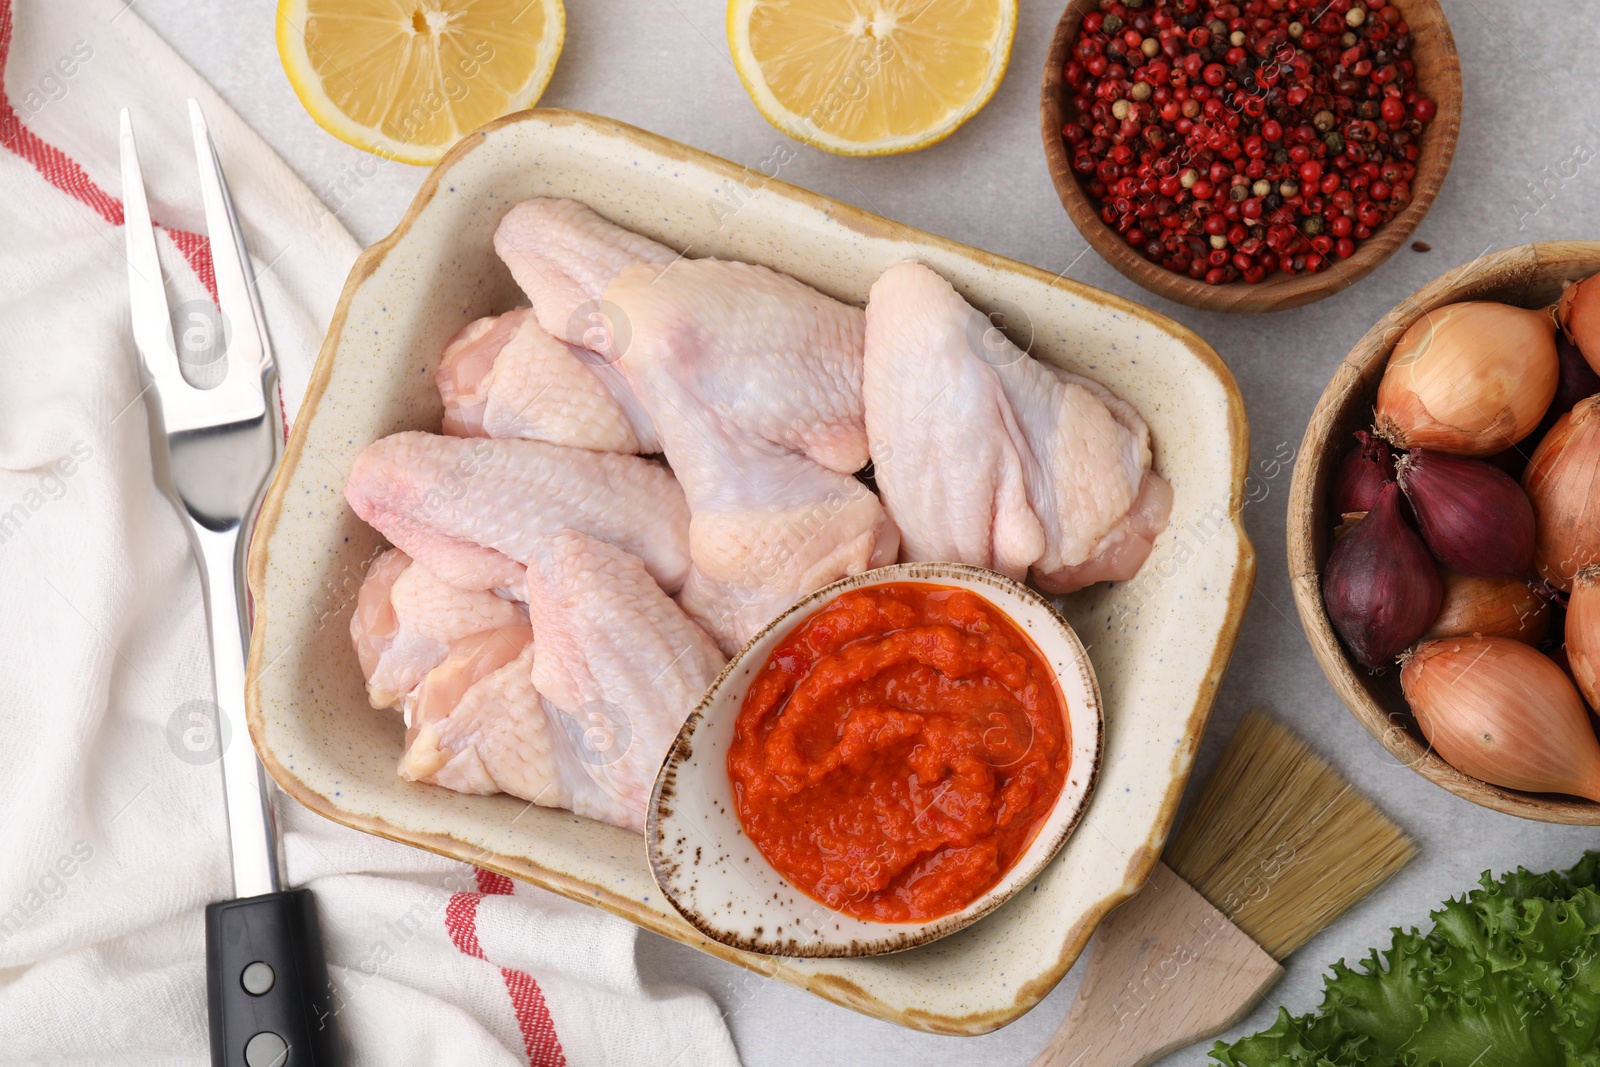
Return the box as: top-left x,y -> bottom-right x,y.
649,564 -> 1103,957
246,108 -> 1255,1034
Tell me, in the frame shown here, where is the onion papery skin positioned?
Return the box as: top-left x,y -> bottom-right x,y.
1401,636 -> 1600,801
1560,274 -> 1600,378
1376,301 -> 1558,458
1522,396 -> 1600,591
1569,567 -> 1600,712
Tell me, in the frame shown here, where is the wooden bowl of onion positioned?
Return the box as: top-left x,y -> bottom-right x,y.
1289,242 -> 1600,822
1041,0 -> 1462,313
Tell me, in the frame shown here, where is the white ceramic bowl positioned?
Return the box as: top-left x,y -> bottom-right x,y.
649,564 -> 1103,957
247,109 -> 1254,1033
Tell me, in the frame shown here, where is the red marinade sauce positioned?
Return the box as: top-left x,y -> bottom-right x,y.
727,583 -> 1069,923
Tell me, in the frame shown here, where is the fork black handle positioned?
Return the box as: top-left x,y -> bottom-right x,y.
206,889 -> 343,1066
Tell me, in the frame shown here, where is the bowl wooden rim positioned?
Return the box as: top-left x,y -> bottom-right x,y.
1287,240 -> 1600,824
1040,0 -> 1462,314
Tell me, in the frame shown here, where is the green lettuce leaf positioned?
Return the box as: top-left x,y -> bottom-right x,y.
1210,852 -> 1600,1067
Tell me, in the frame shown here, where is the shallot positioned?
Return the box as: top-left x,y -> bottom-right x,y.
1332,431 -> 1397,515
1570,566 -> 1600,712
1396,450 -> 1536,581
1559,273 -> 1600,377
1522,395 -> 1600,590
1401,636 -> 1600,801
1375,301 -> 1558,457
1322,483 -> 1442,670
1421,571 -> 1550,645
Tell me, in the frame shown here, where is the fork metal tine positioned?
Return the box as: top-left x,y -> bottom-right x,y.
119,105 -> 266,434
188,99 -> 276,379
188,99 -> 268,386
119,110 -> 182,403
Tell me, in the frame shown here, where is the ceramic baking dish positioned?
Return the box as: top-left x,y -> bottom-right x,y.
246,108 -> 1254,1034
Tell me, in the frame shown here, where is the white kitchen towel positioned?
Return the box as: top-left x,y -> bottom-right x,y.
0,1 -> 741,1064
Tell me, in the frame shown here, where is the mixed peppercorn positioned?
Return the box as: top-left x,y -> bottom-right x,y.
1062,0 -> 1437,285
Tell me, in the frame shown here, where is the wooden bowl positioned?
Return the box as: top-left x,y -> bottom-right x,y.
1040,0 -> 1462,314
1288,241 -> 1600,824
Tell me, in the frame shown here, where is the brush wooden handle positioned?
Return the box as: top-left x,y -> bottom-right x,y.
1030,863 -> 1284,1067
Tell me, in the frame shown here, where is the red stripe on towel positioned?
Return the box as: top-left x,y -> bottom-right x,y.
445,870 -> 567,1067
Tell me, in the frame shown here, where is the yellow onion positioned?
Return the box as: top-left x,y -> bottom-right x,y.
1401,636 -> 1600,801
1570,566 -> 1600,711
1559,273 -> 1600,377
1522,395 -> 1600,590
1375,301 -> 1558,457
1422,570 -> 1550,644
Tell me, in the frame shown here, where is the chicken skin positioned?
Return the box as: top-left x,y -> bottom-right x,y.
436,308 -> 661,453
388,533 -> 724,833
350,548 -> 527,709
524,531 -> 726,831
345,431 -> 691,594
494,197 -> 678,350
864,263 -> 1045,579
862,262 -> 1169,592
603,258 -> 898,652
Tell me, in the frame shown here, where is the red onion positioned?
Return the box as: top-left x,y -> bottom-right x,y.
1332,430 -> 1397,515
1322,482 -> 1443,670
1397,450 -> 1536,581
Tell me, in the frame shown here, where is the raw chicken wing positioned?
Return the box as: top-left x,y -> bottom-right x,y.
525,531 -> 725,832
863,263 -> 1045,579
398,635 -> 622,820
860,261 -> 1169,592
345,431 -> 691,593
604,258 -> 897,650
994,355 -> 1172,593
494,198 -> 678,349
350,548 -> 526,709
436,308 -> 660,453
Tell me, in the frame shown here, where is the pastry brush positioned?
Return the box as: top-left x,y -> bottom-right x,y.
1031,711 -> 1416,1067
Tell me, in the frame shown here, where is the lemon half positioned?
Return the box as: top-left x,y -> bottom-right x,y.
727,0 -> 1016,157
277,0 -> 564,165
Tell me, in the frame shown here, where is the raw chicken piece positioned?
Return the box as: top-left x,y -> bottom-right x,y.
863,263 -> 1045,579
344,431 -> 692,593
435,311 -> 523,437
436,308 -> 660,453
494,198 -> 678,349
995,354 -> 1172,593
399,625 -> 530,733
525,531 -> 725,832
400,639 -> 562,801
350,548 -> 526,709
608,259 -> 869,473
604,258 -> 896,651
399,634 -> 624,822
859,262 -> 1169,592
1033,364 -> 1174,591
674,438 -> 900,650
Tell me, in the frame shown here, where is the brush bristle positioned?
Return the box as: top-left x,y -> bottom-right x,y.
1163,711 -> 1416,960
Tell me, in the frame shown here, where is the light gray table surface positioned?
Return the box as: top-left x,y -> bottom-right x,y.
135,1 -> 1600,1063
